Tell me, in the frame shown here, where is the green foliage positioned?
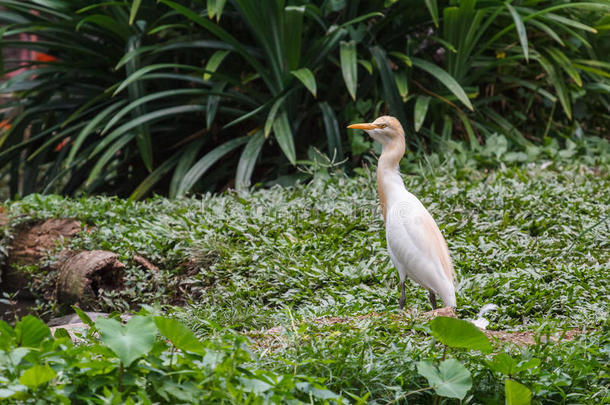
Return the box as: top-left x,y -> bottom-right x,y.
505,379 -> 532,405
1,151 -> 607,402
96,315 -> 157,367
429,316 -> 492,353
416,359 -> 472,399
0,312 -> 347,403
1,0 -> 608,197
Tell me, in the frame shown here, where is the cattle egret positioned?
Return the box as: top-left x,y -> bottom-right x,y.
347,116 -> 456,309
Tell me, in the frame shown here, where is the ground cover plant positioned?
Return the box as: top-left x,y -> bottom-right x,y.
0,141 -> 608,403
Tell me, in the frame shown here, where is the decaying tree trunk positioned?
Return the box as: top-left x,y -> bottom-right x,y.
1,217 -> 125,313
2,218 -> 81,298
55,250 -> 124,309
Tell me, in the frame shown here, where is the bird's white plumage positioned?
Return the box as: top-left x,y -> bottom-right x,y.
381,170 -> 456,307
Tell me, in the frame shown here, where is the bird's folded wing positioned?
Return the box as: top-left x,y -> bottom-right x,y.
388,210 -> 456,285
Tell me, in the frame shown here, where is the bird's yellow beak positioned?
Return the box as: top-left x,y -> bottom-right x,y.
347,123 -> 378,130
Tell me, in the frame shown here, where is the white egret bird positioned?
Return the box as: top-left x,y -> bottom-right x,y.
348,116 -> 456,310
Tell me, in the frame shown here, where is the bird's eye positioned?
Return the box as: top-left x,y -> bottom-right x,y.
378,124 -> 387,129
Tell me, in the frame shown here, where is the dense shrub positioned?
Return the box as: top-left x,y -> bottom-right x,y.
0,0 -> 608,197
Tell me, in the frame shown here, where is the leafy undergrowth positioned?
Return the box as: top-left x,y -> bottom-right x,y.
1,155 -> 608,403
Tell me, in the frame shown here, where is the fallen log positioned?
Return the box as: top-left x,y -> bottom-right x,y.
55,250 -> 124,309
2,218 -> 81,298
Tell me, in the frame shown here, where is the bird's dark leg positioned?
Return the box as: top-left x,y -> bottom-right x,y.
429,290 -> 437,310
399,281 -> 406,310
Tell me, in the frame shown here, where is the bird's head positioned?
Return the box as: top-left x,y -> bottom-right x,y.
347,116 -> 404,147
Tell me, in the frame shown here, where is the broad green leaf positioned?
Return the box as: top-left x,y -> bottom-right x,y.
19,365 -> 56,389
96,316 -> 157,366
340,40 -> 357,100
319,102 -> 344,161
204,50 -> 230,81
285,6 -> 305,70
236,130 -> 265,190
177,136 -> 249,196
264,97 -> 285,139
272,110 -> 296,165
414,95 -> 431,132
15,315 -> 51,348
411,57 -> 474,111
429,316 -> 492,353
129,0 -> 142,25
154,316 -> 205,354
291,68 -> 317,97
505,380 -> 532,405
425,0 -> 439,27
416,359 -> 472,399
506,3 -> 528,62
487,352 -> 517,375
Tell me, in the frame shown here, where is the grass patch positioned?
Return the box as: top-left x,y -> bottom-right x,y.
1,158 -> 608,402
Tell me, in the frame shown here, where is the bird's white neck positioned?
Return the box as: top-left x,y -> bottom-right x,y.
377,136 -> 406,222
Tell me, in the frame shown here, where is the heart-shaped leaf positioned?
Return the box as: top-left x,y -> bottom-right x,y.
19,365 -> 56,389
96,316 -> 157,366
154,316 -> 205,355
429,316 -> 492,353
417,358 -> 472,399
487,352 -> 516,375
505,379 -> 532,405
15,315 -> 51,348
